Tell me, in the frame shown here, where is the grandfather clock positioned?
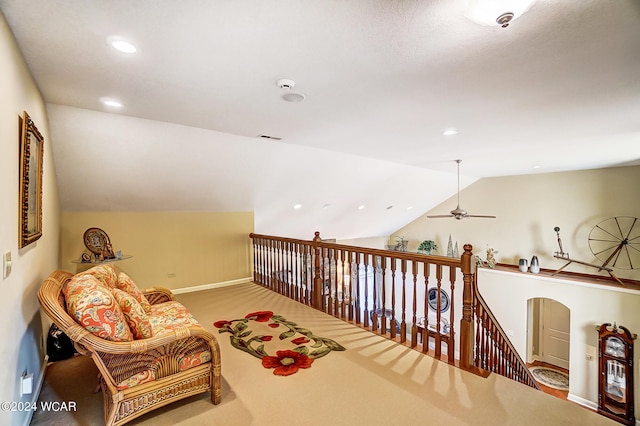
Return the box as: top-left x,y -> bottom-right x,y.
597,323 -> 636,425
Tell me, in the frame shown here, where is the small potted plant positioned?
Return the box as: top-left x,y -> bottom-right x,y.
418,240 -> 438,255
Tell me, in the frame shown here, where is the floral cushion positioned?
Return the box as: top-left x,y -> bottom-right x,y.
64,274 -> 133,342
117,272 -> 152,313
116,369 -> 156,390
148,302 -> 204,336
111,288 -> 153,339
179,351 -> 212,371
81,264 -> 119,288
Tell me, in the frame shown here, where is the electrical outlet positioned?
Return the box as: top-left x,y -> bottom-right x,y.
3,251 -> 11,279
167,272 -> 176,278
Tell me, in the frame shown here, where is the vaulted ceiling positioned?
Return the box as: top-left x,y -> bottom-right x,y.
1,0 -> 639,239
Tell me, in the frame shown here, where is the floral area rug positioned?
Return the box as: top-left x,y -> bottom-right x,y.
214,311 -> 346,376
529,366 -> 569,390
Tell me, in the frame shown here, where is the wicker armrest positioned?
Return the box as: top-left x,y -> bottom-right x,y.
142,287 -> 175,304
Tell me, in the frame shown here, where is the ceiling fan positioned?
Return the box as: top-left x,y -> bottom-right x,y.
427,160 -> 496,220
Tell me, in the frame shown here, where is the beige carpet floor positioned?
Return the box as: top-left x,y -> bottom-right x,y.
31,282 -> 616,425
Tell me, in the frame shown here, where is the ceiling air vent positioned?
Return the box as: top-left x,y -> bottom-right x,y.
258,134 -> 282,141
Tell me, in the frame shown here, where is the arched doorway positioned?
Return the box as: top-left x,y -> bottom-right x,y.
527,298 -> 570,370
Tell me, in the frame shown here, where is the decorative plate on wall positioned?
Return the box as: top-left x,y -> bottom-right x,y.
427,287 -> 450,313
83,227 -> 111,255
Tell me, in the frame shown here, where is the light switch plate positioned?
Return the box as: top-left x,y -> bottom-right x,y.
21,373 -> 33,395
3,251 -> 11,279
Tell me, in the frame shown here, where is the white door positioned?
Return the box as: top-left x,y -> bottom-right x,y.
541,299 -> 570,369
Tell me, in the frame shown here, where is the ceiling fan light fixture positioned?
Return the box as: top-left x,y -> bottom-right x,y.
465,0 -> 536,27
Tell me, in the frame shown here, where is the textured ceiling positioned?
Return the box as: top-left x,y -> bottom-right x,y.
1,0 -> 639,239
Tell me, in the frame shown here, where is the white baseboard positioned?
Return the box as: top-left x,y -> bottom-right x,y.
566,393 -> 598,411
23,355 -> 49,426
568,394 -> 640,425
171,277 -> 252,294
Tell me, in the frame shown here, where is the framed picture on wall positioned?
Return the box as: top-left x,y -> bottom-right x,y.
18,111 -> 44,248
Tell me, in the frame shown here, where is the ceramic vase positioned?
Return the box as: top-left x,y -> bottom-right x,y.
518,258 -> 528,272
530,255 -> 540,274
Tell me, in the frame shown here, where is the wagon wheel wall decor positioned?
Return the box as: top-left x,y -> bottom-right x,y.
552,217 -> 639,285
588,216 -> 640,271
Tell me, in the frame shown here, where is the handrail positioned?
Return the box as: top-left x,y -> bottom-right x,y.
471,274 -> 541,389
249,232 -> 541,390
250,231 -> 469,364
250,232 -> 463,267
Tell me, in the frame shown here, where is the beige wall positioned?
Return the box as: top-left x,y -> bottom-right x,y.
392,165 -> 640,282
392,166 -> 640,417
61,211 -> 253,290
478,268 -> 640,417
0,11 -> 61,426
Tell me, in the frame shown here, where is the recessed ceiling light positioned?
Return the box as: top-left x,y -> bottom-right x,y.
322,204 -> 331,209
532,165 -> 542,169
101,99 -> 123,108
293,204 -> 302,209
358,205 -> 365,210
281,92 -> 306,103
109,38 -> 137,54
407,206 -> 413,211
442,128 -> 458,136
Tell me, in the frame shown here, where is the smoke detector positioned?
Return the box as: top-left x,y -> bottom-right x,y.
277,79 -> 296,90
276,78 -> 306,103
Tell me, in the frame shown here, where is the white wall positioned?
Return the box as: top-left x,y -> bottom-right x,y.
0,12 -> 60,426
478,268 -> 640,418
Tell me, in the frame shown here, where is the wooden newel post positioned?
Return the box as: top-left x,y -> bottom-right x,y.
312,231 -> 324,310
459,244 -> 475,370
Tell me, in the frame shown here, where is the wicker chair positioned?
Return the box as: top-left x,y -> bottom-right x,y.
38,270 -> 222,426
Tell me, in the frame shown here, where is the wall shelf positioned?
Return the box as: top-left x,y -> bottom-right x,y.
71,255 -> 132,265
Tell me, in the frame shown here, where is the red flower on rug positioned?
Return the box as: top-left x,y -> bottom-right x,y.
291,336 -> 310,345
213,320 -> 231,328
214,311 -> 345,376
245,311 -> 274,322
261,350 -> 314,376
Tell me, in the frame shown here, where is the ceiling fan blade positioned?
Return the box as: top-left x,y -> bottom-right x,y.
466,214 -> 497,219
426,214 -> 454,218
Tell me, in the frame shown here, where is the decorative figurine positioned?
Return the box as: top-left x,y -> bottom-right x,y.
519,258 -> 528,272
447,235 -> 454,257
486,247 -> 498,268
475,247 -> 498,268
530,255 -> 540,274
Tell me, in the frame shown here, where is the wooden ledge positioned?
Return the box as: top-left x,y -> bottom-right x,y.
491,263 -> 640,292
